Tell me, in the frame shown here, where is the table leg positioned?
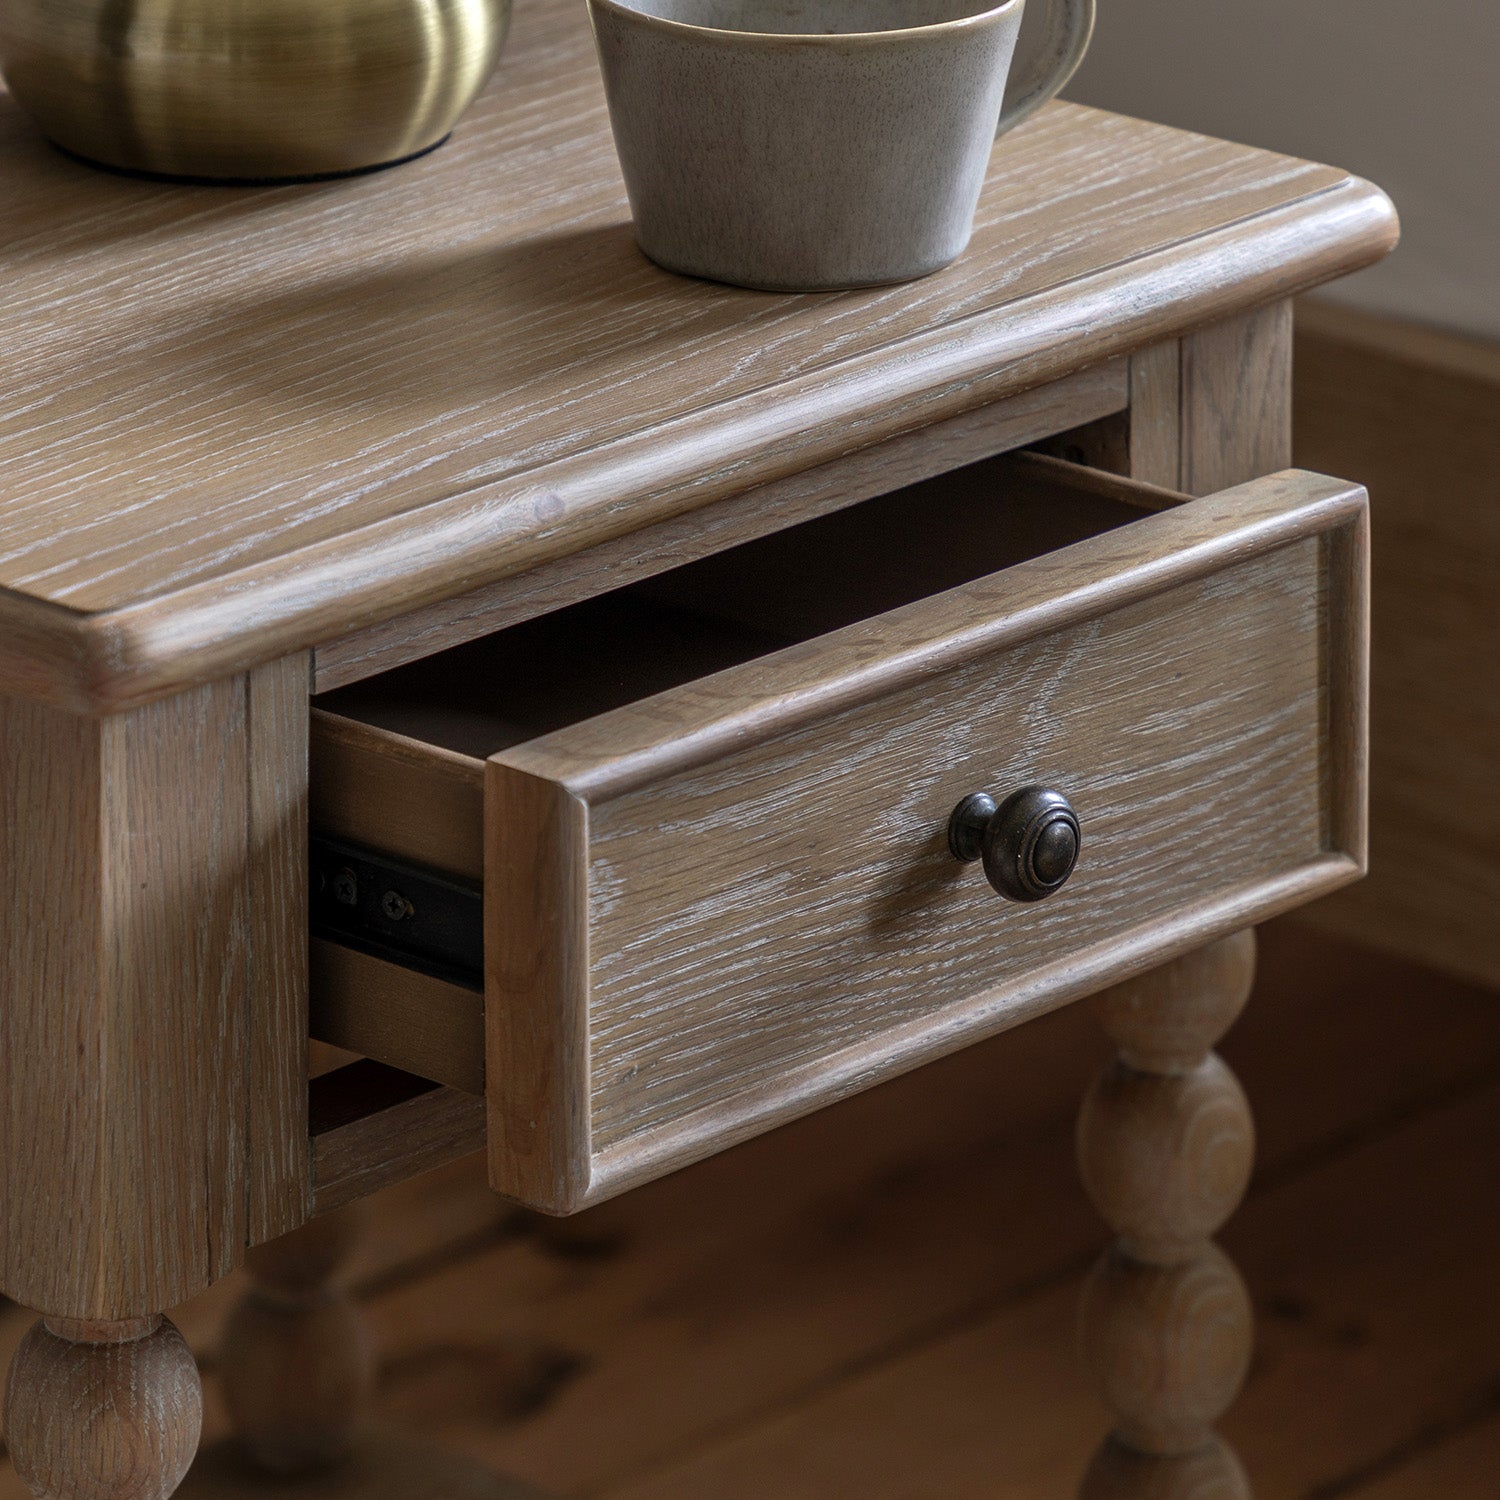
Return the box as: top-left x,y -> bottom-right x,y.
1076,931 -> 1257,1498
0,663 -> 314,1500
5,1316 -> 203,1500
220,1204 -> 376,1475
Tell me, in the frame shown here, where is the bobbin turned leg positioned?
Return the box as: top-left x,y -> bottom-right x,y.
1076,931 -> 1257,1499
219,1204 -> 376,1476
5,1316 -> 203,1500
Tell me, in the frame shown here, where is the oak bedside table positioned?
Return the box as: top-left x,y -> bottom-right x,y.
0,4 -> 1397,1496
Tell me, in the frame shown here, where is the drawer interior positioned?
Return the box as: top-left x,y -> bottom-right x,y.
316,453 -> 1157,756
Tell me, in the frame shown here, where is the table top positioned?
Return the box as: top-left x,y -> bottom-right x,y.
0,0 -> 1396,714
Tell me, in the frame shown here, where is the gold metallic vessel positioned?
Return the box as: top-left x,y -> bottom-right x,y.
0,0 -> 512,182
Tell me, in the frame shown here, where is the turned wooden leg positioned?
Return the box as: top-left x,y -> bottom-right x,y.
1076,931 -> 1257,1499
219,1205 -> 375,1476
5,1315 -> 203,1500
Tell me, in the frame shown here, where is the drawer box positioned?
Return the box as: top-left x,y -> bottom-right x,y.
310,453 -> 1367,1213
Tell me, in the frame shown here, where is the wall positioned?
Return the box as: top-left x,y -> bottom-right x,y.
1060,0 -> 1500,341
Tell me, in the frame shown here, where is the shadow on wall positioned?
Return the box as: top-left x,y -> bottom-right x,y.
1056,0 -> 1499,341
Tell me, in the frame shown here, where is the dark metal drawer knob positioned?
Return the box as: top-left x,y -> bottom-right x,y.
948,786 -> 1082,903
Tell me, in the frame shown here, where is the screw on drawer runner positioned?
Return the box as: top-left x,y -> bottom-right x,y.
309,834 -> 483,992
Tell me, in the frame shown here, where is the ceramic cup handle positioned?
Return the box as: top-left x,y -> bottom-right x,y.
995,0 -> 1096,137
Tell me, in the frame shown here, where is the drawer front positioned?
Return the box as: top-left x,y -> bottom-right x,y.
490,468 -> 1367,1212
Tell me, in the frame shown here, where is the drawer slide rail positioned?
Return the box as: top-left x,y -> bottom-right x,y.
309,834 -> 484,991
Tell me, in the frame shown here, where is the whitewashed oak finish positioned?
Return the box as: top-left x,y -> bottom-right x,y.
311,943 -> 485,1096
309,1064 -> 486,1216
1057,304 -> 1295,500
309,457 -> 1369,1214
0,0 -> 1394,713
0,21 -> 1393,1488
0,659 -> 308,1498
1067,301 -> 1301,1496
1077,934 -> 1258,1498
244,656 -> 316,1244
0,655 -> 311,1321
313,360 -> 1130,692
5,1317 -> 203,1500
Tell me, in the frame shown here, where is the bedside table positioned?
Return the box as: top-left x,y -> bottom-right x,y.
0,4 -> 1396,1495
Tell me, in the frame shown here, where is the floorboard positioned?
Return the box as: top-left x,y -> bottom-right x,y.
1340,1408 -> 1500,1498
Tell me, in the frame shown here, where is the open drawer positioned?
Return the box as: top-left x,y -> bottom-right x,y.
310,452 -> 1368,1213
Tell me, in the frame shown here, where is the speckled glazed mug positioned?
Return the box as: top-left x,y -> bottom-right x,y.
588,0 -> 1094,291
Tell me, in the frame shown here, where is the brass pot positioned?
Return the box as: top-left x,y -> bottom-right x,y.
0,0 -> 512,181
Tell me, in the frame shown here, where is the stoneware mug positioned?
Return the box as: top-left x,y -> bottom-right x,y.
588,0 -> 1096,291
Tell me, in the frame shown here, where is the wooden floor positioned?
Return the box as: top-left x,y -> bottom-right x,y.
2,917 -> 1499,1498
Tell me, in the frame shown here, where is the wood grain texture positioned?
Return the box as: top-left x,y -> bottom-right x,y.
310,1064 -> 487,1216
0,661 -> 312,1317
1036,341 -> 1182,489
48,176 -> 1393,718
0,684 -> 250,1318
312,711 -> 485,882
1091,938 -> 1260,1079
304,456 -> 1362,1206
1292,301 -> 1500,988
0,0 -> 1395,714
473,467 -> 1363,1210
1325,502 -> 1372,872
1077,932 -> 1257,1494
1076,1056 -> 1254,1261
591,1044 -> 1500,1500
1180,301 -> 1294,495
1078,1245 -> 1254,1455
574,546 -> 1322,1165
1127,343 -> 1185,490
4,1316 -> 203,1500
245,654 -> 314,1244
487,771 -> 593,1215
310,942 -> 484,1096
477,467 -> 1357,797
312,361 -> 1129,691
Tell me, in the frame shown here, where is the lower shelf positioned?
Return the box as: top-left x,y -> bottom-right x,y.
310,1062 -> 485,1215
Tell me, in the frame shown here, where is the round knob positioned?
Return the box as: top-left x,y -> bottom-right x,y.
948,786 -> 1082,903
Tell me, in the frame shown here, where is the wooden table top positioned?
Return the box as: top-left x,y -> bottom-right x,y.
0,0 -> 1396,713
